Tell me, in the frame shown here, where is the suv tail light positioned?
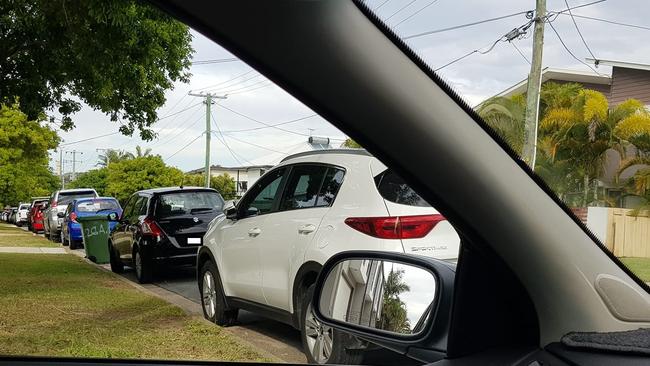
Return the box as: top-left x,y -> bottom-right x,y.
142,218 -> 164,238
69,212 -> 78,223
345,214 -> 445,239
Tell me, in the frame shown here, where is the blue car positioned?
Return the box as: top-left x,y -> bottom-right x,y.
60,197 -> 122,250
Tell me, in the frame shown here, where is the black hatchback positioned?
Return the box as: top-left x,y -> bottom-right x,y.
108,187 -> 225,283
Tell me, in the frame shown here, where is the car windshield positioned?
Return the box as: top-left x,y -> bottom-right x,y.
156,191 -> 225,217
0,0 -> 648,364
75,199 -> 120,213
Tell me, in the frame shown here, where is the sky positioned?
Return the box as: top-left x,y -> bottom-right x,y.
49,0 -> 650,174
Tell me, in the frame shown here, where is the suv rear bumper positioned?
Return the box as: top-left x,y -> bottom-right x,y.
141,237 -> 201,266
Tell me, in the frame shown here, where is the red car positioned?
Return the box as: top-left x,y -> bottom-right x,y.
29,202 -> 48,233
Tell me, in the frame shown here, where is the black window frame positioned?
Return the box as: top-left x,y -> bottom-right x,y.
277,163 -> 347,213
237,167 -> 288,218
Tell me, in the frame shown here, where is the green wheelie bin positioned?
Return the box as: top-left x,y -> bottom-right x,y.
77,215 -> 111,264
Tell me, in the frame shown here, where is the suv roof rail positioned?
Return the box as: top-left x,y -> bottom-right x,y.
280,148 -> 371,163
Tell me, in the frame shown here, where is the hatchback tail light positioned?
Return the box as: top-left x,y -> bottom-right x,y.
69,212 -> 78,223
344,214 -> 445,239
142,218 -> 164,238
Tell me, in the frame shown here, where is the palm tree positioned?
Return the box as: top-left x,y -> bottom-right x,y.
134,145 -> 152,158
96,149 -> 134,167
379,269 -> 411,333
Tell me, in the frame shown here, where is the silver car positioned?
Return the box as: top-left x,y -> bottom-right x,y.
43,188 -> 98,242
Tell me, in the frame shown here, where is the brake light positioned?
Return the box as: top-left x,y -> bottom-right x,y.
345,214 -> 445,239
69,212 -> 78,223
142,218 -> 164,238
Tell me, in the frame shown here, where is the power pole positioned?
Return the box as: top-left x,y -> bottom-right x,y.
523,0 -> 546,169
188,92 -> 227,188
66,150 -> 84,181
59,149 -> 65,189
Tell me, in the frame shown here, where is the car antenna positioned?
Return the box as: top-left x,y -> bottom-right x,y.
179,175 -> 185,189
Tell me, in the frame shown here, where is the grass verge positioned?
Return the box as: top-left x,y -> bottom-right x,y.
0,224 -> 58,247
620,257 -> 650,282
0,253 -> 269,361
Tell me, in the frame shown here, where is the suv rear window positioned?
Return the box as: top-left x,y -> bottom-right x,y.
375,170 -> 430,207
155,191 -> 224,217
76,199 -> 120,213
58,191 -> 96,205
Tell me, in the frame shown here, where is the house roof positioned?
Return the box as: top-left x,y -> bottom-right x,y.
587,58 -> 650,72
492,67 -> 611,100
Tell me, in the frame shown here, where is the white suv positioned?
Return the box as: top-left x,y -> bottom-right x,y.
198,149 -> 460,364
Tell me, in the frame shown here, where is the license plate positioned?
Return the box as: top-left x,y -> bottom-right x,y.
187,237 -> 201,245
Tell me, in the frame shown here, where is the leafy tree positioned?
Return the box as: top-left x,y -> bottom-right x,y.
68,168 -> 109,196
341,139 -> 362,148
379,269 -> 411,334
0,0 -> 193,140
106,156 -> 184,203
0,104 -> 60,206
134,145 -> 153,158
183,173 -> 237,200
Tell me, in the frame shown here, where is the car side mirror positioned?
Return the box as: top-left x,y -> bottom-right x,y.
313,251 -> 456,363
57,212 -> 65,218
246,207 -> 259,217
107,212 -> 119,222
225,207 -> 238,220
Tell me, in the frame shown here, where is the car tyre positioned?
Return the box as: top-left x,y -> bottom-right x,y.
300,284 -> 364,365
69,237 -> 81,250
133,246 -> 153,283
49,229 -> 60,243
109,241 -> 124,274
200,261 -> 238,326
61,231 -> 69,247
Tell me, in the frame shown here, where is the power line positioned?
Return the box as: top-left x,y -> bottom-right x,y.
222,133 -> 290,154
61,132 -> 120,146
374,0 -> 391,11
151,113 -> 205,148
403,10 -> 531,40
553,0 -> 606,14
165,133 -> 204,161
394,0 -> 440,27
215,103 -> 311,137
192,57 -> 240,65
226,82 -> 275,96
546,20 -> 601,75
563,0 -> 596,59
217,79 -> 271,95
511,41 -> 531,65
385,0 -> 418,21
557,13 -> 650,32
157,101 -> 204,121
204,73 -> 262,94
210,111 -> 253,166
221,114 -> 318,133
195,70 -> 256,92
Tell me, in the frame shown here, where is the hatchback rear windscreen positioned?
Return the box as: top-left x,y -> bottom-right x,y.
58,191 -> 96,205
155,191 -> 224,217
375,170 -> 430,207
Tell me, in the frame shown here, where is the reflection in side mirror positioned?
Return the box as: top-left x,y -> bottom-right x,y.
107,212 -> 119,222
319,258 -> 436,336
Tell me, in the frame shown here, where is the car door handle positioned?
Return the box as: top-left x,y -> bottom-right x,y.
298,224 -> 317,234
248,227 -> 261,237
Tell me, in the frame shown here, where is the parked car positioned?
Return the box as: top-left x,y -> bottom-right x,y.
30,202 -> 48,233
8,207 -> 18,225
15,203 -> 30,227
108,187 -> 225,283
28,198 -> 49,231
197,149 -> 461,363
61,197 -> 123,250
43,189 -> 98,242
